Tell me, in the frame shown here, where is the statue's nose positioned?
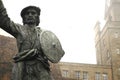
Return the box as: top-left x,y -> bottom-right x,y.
28,13 -> 33,16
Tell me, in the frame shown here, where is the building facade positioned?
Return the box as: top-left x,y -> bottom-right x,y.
94,0 -> 120,80
59,62 -> 112,80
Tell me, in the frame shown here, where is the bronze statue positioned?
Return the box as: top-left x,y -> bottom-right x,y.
0,0 -> 64,80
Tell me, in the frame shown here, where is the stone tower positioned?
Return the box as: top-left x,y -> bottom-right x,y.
94,0 -> 120,80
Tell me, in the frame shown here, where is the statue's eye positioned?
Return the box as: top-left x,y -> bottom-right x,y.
31,12 -> 36,15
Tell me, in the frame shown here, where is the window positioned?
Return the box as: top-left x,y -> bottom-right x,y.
83,72 -> 88,80
114,32 -> 119,38
107,50 -> 110,58
103,73 -> 108,80
75,71 -> 80,80
118,67 -> 120,75
106,0 -> 110,7
62,70 -> 68,78
95,72 -> 101,80
116,49 -> 120,54
103,39 -> 105,47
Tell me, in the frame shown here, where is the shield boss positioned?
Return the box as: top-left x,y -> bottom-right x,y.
40,30 -> 64,63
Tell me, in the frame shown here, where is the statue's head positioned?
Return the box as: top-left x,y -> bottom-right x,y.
20,6 -> 41,26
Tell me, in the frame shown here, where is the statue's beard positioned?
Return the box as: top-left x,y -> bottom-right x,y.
24,19 -> 36,25
22,17 -> 40,26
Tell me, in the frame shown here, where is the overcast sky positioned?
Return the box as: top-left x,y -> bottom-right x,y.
0,0 -> 106,64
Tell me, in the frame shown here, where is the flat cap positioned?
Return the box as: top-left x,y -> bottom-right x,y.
21,5 -> 41,17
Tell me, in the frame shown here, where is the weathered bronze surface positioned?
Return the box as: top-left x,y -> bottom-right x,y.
40,30 -> 65,63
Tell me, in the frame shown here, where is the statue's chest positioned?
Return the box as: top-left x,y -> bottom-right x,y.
19,28 -> 41,50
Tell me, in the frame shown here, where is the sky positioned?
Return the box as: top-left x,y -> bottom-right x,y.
0,0 -> 106,64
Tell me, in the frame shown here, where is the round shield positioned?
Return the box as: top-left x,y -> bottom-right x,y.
40,30 -> 65,63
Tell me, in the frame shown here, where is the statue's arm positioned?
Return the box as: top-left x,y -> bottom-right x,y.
0,0 -> 20,37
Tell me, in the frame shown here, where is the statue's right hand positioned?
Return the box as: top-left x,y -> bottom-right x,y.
0,0 -> 4,10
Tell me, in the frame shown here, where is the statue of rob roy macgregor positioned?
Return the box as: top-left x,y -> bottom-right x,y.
0,0 -> 65,80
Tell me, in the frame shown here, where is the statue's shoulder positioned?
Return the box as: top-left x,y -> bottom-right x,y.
15,23 -> 25,30
36,27 -> 51,34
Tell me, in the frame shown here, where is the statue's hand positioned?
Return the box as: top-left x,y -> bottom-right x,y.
0,0 -> 5,12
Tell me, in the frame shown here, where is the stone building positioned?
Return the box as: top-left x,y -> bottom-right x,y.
94,0 -> 120,80
58,0 -> 120,80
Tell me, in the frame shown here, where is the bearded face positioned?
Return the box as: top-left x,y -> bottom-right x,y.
22,8 -> 40,26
